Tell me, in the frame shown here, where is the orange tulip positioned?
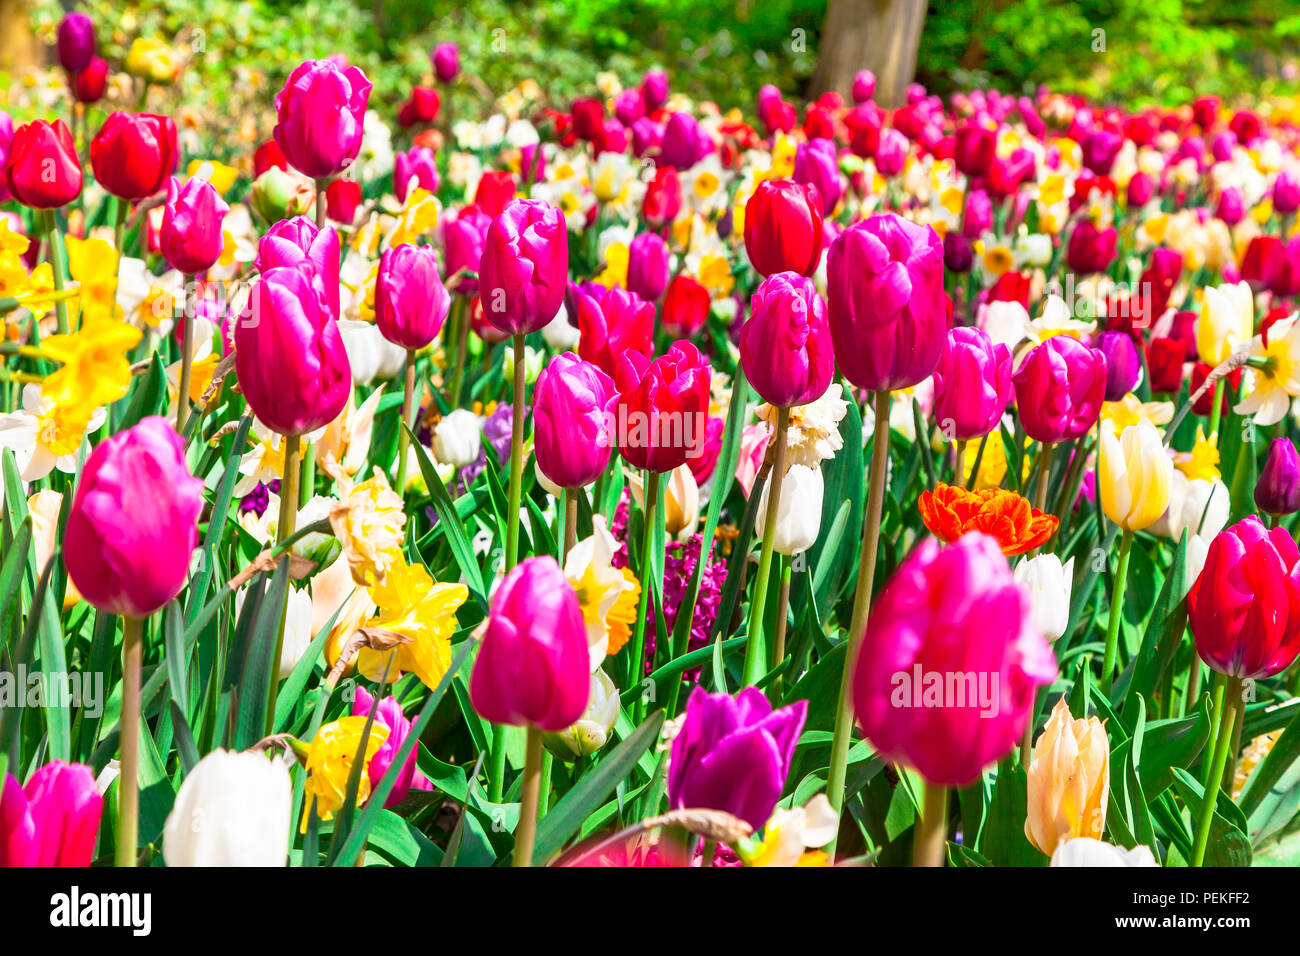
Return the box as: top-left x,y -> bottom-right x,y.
917,482 -> 1058,556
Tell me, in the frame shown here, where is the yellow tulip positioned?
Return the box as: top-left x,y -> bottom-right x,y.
1195,281 -> 1253,366
1099,418 -> 1173,532
1025,698 -> 1110,856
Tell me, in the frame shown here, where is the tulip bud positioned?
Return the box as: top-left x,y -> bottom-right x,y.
325,177 -> 362,224
1025,698 -> 1110,856
478,198 -> 569,336
827,213 -> 946,391
932,327 -> 1013,442
1065,220 -> 1118,275
56,12 -> 96,73
431,42 -> 460,83
874,128 -> 908,176
393,145 -> 440,203
660,273 -> 711,338
249,166 -> 312,223
1013,554 -> 1074,642
755,464 -> 824,555
374,243 -> 450,350
544,670 -> 619,760
1012,336 -> 1107,444
1189,516 -> 1300,680
614,340 -> 712,474
1096,330 -> 1142,402
740,272 -> 834,409
90,112 -> 177,201
576,284 -> 655,378
793,138 -> 843,216
852,69 -> 877,104
4,120 -> 82,208
668,687 -> 807,829
1098,419 -> 1174,532
433,408 -> 482,468
743,179 -> 824,278
469,556 -> 589,731
852,533 -> 1057,786
1081,129 -> 1122,175
1195,281 -> 1253,366
162,750 -> 291,866
65,417 -> 203,618
235,264 -> 351,437
473,170 -> 517,217
72,57 -> 109,104
0,761 -> 102,866
273,59 -> 372,179
1256,437 -> 1300,516
1275,168 -> 1300,214
534,353 -> 618,490
643,166 -> 682,227
160,175 -> 229,275
626,231 -> 669,302
443,205 -> 491,297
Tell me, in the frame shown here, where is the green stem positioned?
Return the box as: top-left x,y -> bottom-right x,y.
1190,675 -> 1241,867
826,390 -> 891,859
770,554 -> 792,699
628,470 -> 661,700
315,178 -> 330,229
489,725 -> 507,803
395,348 -> 415,493
1100,528 -> 1134,695
513,726 -> 544,867
176,297 -> 193,434
742,405 -> 790,687
265,434 -> 300,734
505,333 -> 526,572
913,780 -> 948,867
43,210 -> 71,335
563,486 -> 578,561
1206,379 -> 1225,442
449,297 -> 470,407
115,615 -> 143,867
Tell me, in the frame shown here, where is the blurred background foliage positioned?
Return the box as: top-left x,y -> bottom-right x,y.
18,0 -> 1300,120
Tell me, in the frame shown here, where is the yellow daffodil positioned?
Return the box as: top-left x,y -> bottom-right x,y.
125,37 -> 179,84
1098,418 -> 1174,532
1100,392 -> 1175,434
1236,313 -> 1300,426
64,237 -> 120,324
301,716 -> 389,829
593,241 -> 629,290
356,557 -> 468,689
40,316 -> 143,418
1175,428 -> 1221,482
327,472 -> 407,587
185,159 -> 239,195
740,794 -> 838,867
388,188 -> 439,247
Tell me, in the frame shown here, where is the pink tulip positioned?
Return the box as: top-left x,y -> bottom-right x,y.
1012,336 -> 1107,443
626,231 -> 669,303
827,213 -> 946,391
351,688 -> 430,807
576,285 -> 655,380
478,199 -> 569,337
469,557 -> 589,731
443,205 -> 491,297
1,761 -> 102,866
431,42 -> 460,84
273,59 -> 372,179
393,146 -> 440,204
256,215 -> 341,320
374,243 -> 450,350
852,533 -> 1057,786
740,271 -> 834,408
235,263 -> 351,436
534,353 -> 619,489
64,417 -> 203,618
932,327 -> 1013,441
159,176 -> 228,275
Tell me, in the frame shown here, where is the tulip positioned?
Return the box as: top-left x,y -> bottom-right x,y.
643,166 -> 682,227
443,205 -> 491,297
249,166 -> 308,223
162,750 -> 291,866
1012,336 -> 1107,444
659,112 -> 705,169
641,69 -> 669,110
1146,337 -> 1186,393
1096,330 -> 1142,402
1066,220 -> 1118,275
613,340 -> 712,474
478,198 -> 569,336
90,112 -> 178,201
755,464 -> 824,555
660,273 -> 711,338
65,416 -> 203,617
1275,168 -> 1300,214
793,138 -> 843,216
57,12 -> 96,73
576,285 -> 655,378
393,146 -> 440,204
431,42 -> 460,83
826,213 -> 946,392
874,128 -> 907,177
433,407 -> 482,468
256,215 -> 341,319
852,69 -> 876,103
71,57 -> 108,104
1081,128 -> 1122,175
667,686 -> 807,829
1126,171 -> 1156,207
626,231 -> 669,302
351,688 -> 425,808
943,233 -> 974,273
159,175 -> 229,275
1240,235 -> 1283,292
932,327 -> 1013,442
1050,837 -> 1158,867
1256,437 -> 1300,516
374,243 -> 450,350
1216,185 -> 1245,225
744,179 -> 823,277
954,123 -> 996,177
235,263 -> 352,437
1025,698 -> 1110,856
544,670 -> 620,760
4,120 -> 81,208
273,59 -> 372,180
325,177 -> 361,224
1196,281 -> 1253,366
473,170 -> 517,217
1151,470 -> 1229,545
533,353 -> 619,490
851,532 -> 1057,786
0,761 -> 102,866
740,272 -> 834,409
1014,553 -> 1075,642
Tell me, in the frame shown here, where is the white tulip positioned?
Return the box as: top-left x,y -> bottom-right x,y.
1014,554 -> 1075,641
433,408 -> 482,468
541,303 -> 581,350
1151,471 -> 1229,543
338,319 -> 405,385
756,464 -> 824,556
544,669 -> 620,759
234,583 -> 313,679
1049,837 -> 1158,867
163,750 -> 292,867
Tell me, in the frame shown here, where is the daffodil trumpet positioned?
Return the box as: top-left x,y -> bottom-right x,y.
826,389 -> 891,857
116,614 -> 143,866
742,404 -> 790,688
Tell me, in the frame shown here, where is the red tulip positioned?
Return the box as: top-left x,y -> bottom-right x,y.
90,112 -> 177,200
614,340 -> 712,473
575,284 -> 654,378
71,57 -> 108,104
661,273 -> 711,337
4,120 -> 81,208
743,179 -> 823,277
643,166 -> 682,228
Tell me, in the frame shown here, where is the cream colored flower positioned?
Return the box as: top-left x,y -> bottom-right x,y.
1195,281 -> 1253,366
565,517 -> 638,670
1026,698 -> 1110,856
1099,418 -> 1174,532
328,472 -> 407,587
758,383 -> 848,471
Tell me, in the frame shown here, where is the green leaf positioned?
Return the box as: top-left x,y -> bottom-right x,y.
116,352 -> 168,430
407,424 -> 487,610
1171,767 -> 1252,867
979,764 -> 1045,866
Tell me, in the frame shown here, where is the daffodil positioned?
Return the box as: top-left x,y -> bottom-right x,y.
301,716 -> 389,829
387,188 -> 440,247
39,316 -> 143,418
1235,312 -> 1300,426
565,517 -> 641,669
356,556 -> 468,689
0,386 -> 104,505
328,472 -> 407,587
739,794 -> 838,867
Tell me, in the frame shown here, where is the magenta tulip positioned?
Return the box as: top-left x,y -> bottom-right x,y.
374,244 -> 451,350
159,176 -> 229,275
431,42 -> 460,83
740,271 -> 834,408
1065,220 -> 1118,275
273,59 -> 372,179
64,417 -> 203,618
351,688 -> 428,808
478,199 -> 569,336
469,557 -> 589,731
443,205 -> 491,297
235,263 -> 351,436
393,146 -> 440,204
56,12 -> 96,74
827,213 -> 946,391
932,326 -> 1013,441
256,215 -> 341,319
533,353 -> 619,489
576,284 -> 655,380
1012,336 -> 1107,443
852,533 -> 1057,786
1,761 -> 102,866
626,231 -> 670,303
793,138 -> 843,216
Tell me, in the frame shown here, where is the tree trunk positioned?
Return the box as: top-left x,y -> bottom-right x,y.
811,0 -> 928,109
0,1 -> 39,72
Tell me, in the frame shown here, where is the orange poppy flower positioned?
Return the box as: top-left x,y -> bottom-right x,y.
917,483 -> 1059,556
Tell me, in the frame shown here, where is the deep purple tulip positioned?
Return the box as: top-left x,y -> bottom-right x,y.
1256,438 -> 1300,516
